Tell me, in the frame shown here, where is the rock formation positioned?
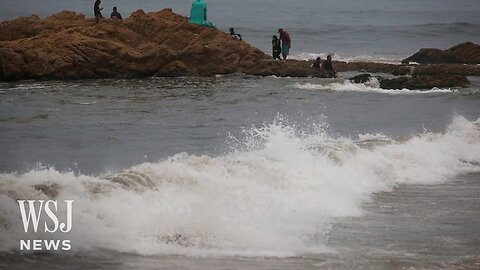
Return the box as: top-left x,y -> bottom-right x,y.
1,9 -> 480,85
0,9 -> 333,80
402,42 -> 480,65
349,73 -> 373,84
379,75 -> 470,90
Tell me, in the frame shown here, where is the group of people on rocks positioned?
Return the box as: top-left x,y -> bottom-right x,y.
311,55 -> 336,74
272,29 -> 290,60
94,0 -> 122,23
272,28 -> 336,74
95,0 -> 334,74
230,27 -> 291,61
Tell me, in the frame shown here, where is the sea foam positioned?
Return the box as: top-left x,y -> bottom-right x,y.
293,78 -> 457,94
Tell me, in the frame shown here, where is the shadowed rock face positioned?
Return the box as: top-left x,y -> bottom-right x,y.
1,10 -> 480,82
402,42 -> 480,65
347,73 -> 470,90
379,75 -> 470,90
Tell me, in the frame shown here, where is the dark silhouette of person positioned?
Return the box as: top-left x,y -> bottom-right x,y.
111,7 -> 122,20
311,57 -> 322,68
272,35 -> 281,60
229,28 -> 242,40
94,0 -> 103,23
278,28 -> 291,60
323,55 -> 337,74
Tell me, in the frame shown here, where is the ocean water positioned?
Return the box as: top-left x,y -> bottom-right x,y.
2,0 -> 480,269
1,75 -> 480,269
1,0 -> 480,62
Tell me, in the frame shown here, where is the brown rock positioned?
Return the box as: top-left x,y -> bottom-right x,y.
402,42 -> 480,64
1,10 -> 480,81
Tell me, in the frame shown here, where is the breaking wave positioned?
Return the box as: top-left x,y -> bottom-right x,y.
0,116 -> 479,256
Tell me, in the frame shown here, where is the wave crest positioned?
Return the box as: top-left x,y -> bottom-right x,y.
0,116 -> 479,256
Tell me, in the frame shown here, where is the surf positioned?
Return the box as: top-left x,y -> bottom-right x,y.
0,115 -> 479,256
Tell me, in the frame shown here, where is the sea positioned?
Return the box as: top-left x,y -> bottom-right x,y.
1,0 -> 480,269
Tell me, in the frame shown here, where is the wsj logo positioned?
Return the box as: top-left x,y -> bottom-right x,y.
17,200 -> 73,251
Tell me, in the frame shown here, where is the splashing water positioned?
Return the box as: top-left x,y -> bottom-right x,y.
293,77 -> 462,94
0,115 -> 479,256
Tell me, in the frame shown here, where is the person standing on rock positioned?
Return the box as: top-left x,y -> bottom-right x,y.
278,28 -> 291,60
272,35 -> 281,60
94,0 -> 104,23
111,7 -> 122,20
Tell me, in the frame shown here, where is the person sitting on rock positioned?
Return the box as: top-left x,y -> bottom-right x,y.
229,28 -> 242,40
311,57 -> 322,68
111,7 -> 122,20
94,0 -> 103,23
278,28 -> 291,60
272,35 -> 281,60
323,55 -> 336,74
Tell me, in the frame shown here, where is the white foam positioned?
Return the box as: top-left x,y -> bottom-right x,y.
0,116 -> 479,256
293,78 -> 457,95
290,53 -> 403,64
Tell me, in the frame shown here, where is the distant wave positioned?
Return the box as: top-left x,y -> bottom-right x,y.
1,115 -> 479,256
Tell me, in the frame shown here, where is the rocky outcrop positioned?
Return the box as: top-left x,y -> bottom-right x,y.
348,73 -> 470,90
379,75 -> 470,90
0,9 -> 335,80
402,42 -> 480,65
1,10 -> 480,81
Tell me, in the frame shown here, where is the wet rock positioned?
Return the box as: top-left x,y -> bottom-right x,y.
402,42 -> 480,64
379,74 -> 470,90
34,183 -> 60,198
349,73 -> 372,83
349,73 -> 385,84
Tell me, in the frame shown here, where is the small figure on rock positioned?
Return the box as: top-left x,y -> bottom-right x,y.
272,35 -> 281,60
278,28 -> 291,60
94,0 -> 103,23
323,55 -> 336,75
311,57 -> 322,68
229,28 -> 242,40
111,7 -> 122,20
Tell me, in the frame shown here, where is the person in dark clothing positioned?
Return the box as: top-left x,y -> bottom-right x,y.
94,0 -> 103,23
278,28 -> 291,60
272,35 -> 281,60
111,7 -> 122,20
311,57 -> 322,68
323,55 -> 336,74
229,28 -> 242,40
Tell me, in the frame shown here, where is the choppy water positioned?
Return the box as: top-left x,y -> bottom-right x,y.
0,75 -> 480,269
2,0 -> 480,61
